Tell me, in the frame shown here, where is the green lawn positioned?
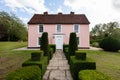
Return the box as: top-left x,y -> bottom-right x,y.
80,50 -> 120,80
1,42 -> 120,80
0,42 -> 36,79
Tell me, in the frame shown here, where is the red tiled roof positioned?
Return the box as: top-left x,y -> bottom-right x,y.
28,12 -> 90,24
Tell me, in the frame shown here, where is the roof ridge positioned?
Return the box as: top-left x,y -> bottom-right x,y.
28,13 -> 90,24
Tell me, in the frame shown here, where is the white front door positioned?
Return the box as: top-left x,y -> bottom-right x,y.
55,35 -> 63,49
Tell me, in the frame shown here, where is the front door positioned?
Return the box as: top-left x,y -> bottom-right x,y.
55,35 -> 63,49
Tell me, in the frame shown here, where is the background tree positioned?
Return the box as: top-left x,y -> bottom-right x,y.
0,11 -> 27,41
90,22 -> 120,46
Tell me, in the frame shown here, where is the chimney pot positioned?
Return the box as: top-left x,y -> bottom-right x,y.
58,12 -> 62,15
44,12 -> 48,15
70,12 -> 74,15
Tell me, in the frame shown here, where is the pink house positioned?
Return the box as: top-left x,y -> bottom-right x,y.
28,12 -> 90,49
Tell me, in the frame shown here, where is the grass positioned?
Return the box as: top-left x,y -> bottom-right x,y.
79,70 -> 113,80
1,42 -> 120,80
80,50 -> 120,80
0,42 -> 36,79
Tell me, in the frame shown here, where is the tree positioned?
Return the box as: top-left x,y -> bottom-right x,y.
90,22 -> 120,44
68,32 -> 78,56
40,32 -> 49,56
0,11 -> 27,41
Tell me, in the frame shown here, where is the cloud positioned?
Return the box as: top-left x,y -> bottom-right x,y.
112,0 -> 120,10
19,17 -> 29,24
64,0 -> 96,12
64,0 -> 120,30
57,6 -> 63,12
3,0 -> 48,14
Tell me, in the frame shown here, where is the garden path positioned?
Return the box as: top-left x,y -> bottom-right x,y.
43,50 -> 73,80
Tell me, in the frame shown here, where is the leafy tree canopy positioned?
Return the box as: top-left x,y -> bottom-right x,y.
0,11 -> 27,41
90,22 -> 120,43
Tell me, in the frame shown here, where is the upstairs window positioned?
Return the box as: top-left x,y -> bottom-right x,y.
39,24 -> 43,32
74,24 -> 79,33
57,24 -> 61,33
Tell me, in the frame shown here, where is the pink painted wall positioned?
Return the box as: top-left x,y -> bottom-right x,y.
28,24 -> 90,48
79,24 -> 90,48
28,24 -> 40,47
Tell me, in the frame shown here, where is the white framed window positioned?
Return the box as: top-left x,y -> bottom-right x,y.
77,37 -> 79,45
57,24 -> 61,33
74,24 -> 79,33
39,24 -> 43,32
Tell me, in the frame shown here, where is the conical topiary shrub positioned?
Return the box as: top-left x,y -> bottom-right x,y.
68,32 -> 78,56
40,32 -> 49,56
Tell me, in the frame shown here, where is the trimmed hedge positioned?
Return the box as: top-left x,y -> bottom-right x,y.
6,66 -> 41,80
75,51 -> 86,60
99,37 -> 120,52
70,56 -> 96,80
41,32 -> 49,56
79,70 -> 113,80
68,33 -> 78,56
63,44 -> 69,60
63,44 -> 69,53
22,56 -> 48,76
49,44 -> 56,53
49,48 -> 54,59
31,51 -> 43,61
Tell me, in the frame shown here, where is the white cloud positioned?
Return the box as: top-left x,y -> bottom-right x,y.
64,0 -> 120,30
112,0 -> 120,10
3,0 -> 48,14
57,6 -> 63,12
19,17 -> 29,24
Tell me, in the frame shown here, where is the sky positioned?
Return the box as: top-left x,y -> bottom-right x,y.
0,0 -> 120,30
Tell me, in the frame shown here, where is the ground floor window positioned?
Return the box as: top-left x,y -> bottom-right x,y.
77,37 -> 79,45
38,37 -> 41,45
39,24 -> 43,32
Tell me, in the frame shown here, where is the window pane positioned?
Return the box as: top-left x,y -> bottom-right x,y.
74,24 -> 79,33
39,24 -> 43,32
77,37 -> 79,45
38,37 -> 41,45
57,24 -> 61,32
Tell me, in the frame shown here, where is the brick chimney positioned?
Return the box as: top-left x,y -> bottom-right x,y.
70,12 -> 74,15
58,12 -> 62,15
44,12 -> 48,15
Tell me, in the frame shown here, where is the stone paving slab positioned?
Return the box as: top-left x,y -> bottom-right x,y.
49,70 -> 66,80
43,50 -> 73,80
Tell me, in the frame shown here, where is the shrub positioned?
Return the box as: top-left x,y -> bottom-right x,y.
64,47 -> 69,59
91,42 -> 99,47
63,44 -> 69,59
49,44 -> 56,53
70,56 -> 96,80
75,51 -> 86,60
6,66 -> 41,80
79,70 -> 113,80
99,37 -> 120,52
63,44 -> 69,53
69,33 -> 78,56
49,48 -> 54,59
22,56 -> 48,76
41,32 -> 49,56
31,51 -> 43,61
